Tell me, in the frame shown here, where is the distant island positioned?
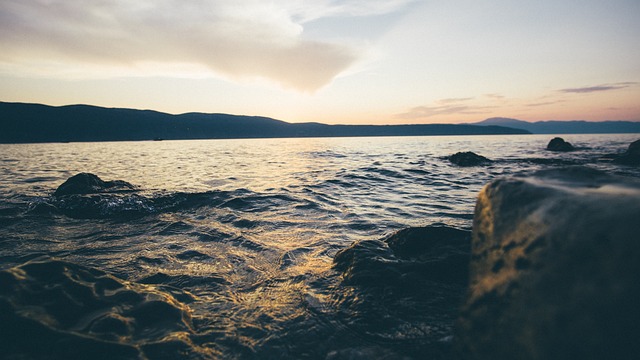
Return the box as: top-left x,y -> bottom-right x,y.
0,101 -> 528,143
474,117 -> 640,134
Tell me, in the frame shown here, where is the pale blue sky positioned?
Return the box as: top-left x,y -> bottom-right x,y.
1,0 -> 638,124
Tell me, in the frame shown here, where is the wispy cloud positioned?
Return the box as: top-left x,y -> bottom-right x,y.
484,93 -> 505,100
0,0 -> 410,91
526,100 -> 565,107
436,97 -> 474,105
397,104 -> 494,119
559,82 -> 637,94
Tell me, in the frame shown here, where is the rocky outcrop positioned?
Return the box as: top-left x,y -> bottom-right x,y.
546,137 -> 574,151
54,172 -> 136,196
455,166 -> 640,359
612,139 -> 640,165
447,152 -> 491,166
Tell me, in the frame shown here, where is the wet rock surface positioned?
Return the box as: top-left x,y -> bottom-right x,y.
612,139 -> 640,165
447,152 -> 491,166
332,224 -> 471,358
455,166 -> 640,359
546,137 -> 575,151
54,172 -> 137,196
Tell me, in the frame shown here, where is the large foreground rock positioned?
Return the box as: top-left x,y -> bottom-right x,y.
455,167 -> 640,359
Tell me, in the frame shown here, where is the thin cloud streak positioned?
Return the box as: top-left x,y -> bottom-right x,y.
0,0 -> 416,91
397,104 -> 494,119
436,97 -> 474,105
559,82 -> 637,94
526,100 -> 565,107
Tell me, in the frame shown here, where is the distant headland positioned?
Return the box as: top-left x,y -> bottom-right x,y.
474,117 -> 640,134
0,101 -> 528,143
2,101 -> 638,144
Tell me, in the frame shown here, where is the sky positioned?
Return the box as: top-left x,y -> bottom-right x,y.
0,0 -> 639,124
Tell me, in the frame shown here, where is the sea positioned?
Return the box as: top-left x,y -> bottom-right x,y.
1,134 -> 639,359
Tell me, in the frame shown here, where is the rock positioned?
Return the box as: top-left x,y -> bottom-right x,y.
612,139 -> 640,165
455,166 -> 640,359
54,173 -> 137,196
385,225 -> 470,264
334,224 -> 471,286
331,225 -> 471,358
628,139 -> 640,155
447,152 -> 491,166
546,137 -> 574,151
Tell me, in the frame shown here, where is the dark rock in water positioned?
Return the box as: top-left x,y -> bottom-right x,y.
612,139 -> 640,165
334,224 -> 471,286
0,258 -> 206,359
628,138 -> 640,155
385,225 -> 470,265
546,136 -> 574,151
332,225 -> 471,358
447,152 -> 491,166
455,166 -> 640,359
54,172 -> 137,196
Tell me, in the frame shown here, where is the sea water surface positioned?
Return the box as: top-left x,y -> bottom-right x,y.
1,134 -> 638,359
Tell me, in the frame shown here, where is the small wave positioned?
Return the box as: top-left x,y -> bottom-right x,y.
22,176 -> 60,184
404,168 -> 430,175
26,190 -> 233,219
139,272 -> 229,288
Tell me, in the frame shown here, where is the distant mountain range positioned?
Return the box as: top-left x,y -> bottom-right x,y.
0,102 -> 529,143
474,117 -> 640,134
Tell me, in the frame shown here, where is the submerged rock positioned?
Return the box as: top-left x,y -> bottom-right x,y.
334,224 -> 471,286
546,137 -> 574,151
612,139 -> 640,165
332,225 -> 471,358
54,172 -> 137,196
455,166 -> 640,359
447,152 -> 491,166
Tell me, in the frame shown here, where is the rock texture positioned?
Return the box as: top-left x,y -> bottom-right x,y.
612,139 -> 640,165
455,166 -> 640,359
54,172 -> 136,196
447,152 -> 491,166
546,137 -> 574,151
332,225 -> 471,358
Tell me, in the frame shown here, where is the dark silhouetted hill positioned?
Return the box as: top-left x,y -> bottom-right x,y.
0,102 -> 529,143
475,117 -> 640,134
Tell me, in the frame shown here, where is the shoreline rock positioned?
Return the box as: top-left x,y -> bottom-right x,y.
455,166 -> 640,359
447,152 -> 491,167
546,137 -> 575,151
332,224 -> 471,358
612,139 -> 640,165
54,172 -> 137,196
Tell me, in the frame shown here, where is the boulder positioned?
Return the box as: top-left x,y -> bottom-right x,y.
54,173 -> 136,196
385,225 -> 470,265
447,152 -> 491,167
546,137 -> 574,151
332,225 -> 471,357
455,166 -> 640,359
612,139 -> 640,165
